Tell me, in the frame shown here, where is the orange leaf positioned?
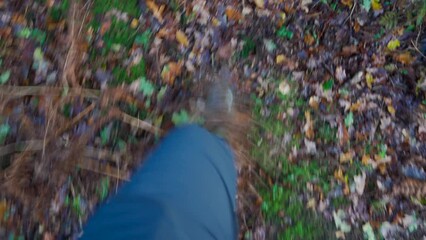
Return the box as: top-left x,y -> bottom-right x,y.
176,30 -> 189,47
225,7 -> 242,21
161,61 -> 183,85
395,52 -> 415,65
304,34 -> 315,46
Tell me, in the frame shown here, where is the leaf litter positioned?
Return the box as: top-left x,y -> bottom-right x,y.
0,0 -> 425,239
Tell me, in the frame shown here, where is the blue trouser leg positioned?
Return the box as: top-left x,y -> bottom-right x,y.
81,124 -> 238,240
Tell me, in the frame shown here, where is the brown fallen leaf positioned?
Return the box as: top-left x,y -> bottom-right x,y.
176,30 -> 189,47
225,7 -> 243,21
394,52 -> 415,65
341,45 -> 358,57
304,34 -> 315,45
161,61 -> 183,85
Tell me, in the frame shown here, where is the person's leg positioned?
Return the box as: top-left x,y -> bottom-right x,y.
81,124 -> 237,240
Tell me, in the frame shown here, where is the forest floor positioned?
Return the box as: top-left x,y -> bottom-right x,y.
0,0 -> 426,239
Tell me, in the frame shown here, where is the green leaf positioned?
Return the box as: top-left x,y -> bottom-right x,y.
135,30 -> 151,49
362,0 -> 371,11
0,123 -> 11,144
17,27 -> 31,39
172,110 -> 190,125
379,143 -> 387,158
345,112 -> 354,127
33,47 -> 44,62
241,38 -> 256,58
277,26 -> 294,39
139,77 -> 155,97
30,29 -> 47,44
0,70 -> 11,85
363,223 -> 376,240
322,79 -> 334,91
100,126 -> 111,146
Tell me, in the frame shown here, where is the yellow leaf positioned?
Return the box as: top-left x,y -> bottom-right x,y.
387,105 -> 396,116
387,39 -> 400,51
146,0 -> 164,22
130,19 -> 139,29
254,0 -> 265,8
371,0 -> 382,11
341,0 -> 353,8
366,72 -> 374,89
362,155 -> 371,165
176,30 -> 189,47
334,167 -> 345,182
276,54 -> 285,64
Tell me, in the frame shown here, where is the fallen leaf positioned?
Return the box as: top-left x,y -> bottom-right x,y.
309,96 -> 319,110
354,171 -> 366,195
341,0 -> 353,7
340,151 -> 353,163
0,70 -> 11,84
307,198 -> 316,210
387,39 -> 400,51
341,45 -> 358,56
130,19 -> 139,29
278,81 -> 291,95
146,0 -> 165,22
366,72 -> 374,89
304,34 -> 315,45
335,66 -> 347,83
176,30 -> 189,47
394,52 -> 415,65
363,222 -> 376,240
371,0 -> 382,11
254,0 -> 265,8
225,7 -> 243,21
276,54 -> 286,64
263,39 -> 277,53
304,111 -> 315,139
387,105 -> 396,116
344,112 -> 354,127
333,209 -> 352,233
161,61 -> 183,85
